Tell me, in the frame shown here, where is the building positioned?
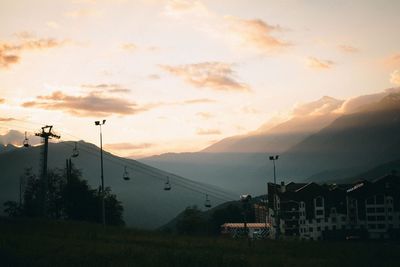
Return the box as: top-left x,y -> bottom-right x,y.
267,174 -> 400,240
221,223 -> 270,239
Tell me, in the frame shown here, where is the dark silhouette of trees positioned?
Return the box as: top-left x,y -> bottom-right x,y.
3,165 -> 124,226
176,206 -> 207,235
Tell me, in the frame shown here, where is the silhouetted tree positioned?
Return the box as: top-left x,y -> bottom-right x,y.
4,164 -> 124,226
176,206 -> 207,235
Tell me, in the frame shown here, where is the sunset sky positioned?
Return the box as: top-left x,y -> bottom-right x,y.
1,0 -> 400,158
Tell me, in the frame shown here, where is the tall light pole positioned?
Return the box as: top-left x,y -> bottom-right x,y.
95,120 -> 106,226
269,155 -> 279,239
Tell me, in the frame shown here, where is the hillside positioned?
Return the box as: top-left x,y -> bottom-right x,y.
0,141 -> 236,229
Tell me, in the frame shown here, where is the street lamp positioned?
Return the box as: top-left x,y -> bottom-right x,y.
95,119 -> 106,226
269,155 -> 279,239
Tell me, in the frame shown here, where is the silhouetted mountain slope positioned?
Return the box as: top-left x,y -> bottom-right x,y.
203,96 -> 343,153
282,93 -> 400,180
0,141 -> 234,229
142,93 -> 400,194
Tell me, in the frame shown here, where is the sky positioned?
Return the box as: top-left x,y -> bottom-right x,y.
1,0 -> 400,158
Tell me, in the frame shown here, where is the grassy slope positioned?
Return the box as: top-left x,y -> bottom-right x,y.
1,217 -> 399,267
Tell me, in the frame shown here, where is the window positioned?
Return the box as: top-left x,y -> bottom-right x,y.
368,224 -> 376,229
332,217 -> 337,223
366,207 -> 375,213
309,227 -> 313,232
341,217 -> 346,222
332,226 -> 336,230
388,208 -> 393,212
316,210 -> 324,216
331,208 -> 337,214
388,216 -> 393,221
316,219 -> 321,223
366,197 -> 374,204
324,218 -> 328,223
315,197 -> 323,207
376,207 -> 384,213
377,224 -> 385,229
325,226 -> 328,231
377,216 -> 385,221
317,227 -> 321,231
367,216 -> 376,221
376,195 -> 384,204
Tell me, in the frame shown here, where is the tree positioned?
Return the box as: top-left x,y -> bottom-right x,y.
176,206 -> 207,235
5,164 -> 124,226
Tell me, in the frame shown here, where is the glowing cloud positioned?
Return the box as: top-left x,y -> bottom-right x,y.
224,16 -> 289,54
21,91 -> 146,117
0,35 -> 67,69
160,62 -> 250,92
338,44 -> 359,53
307,57 -> 335,70
390,70 -> 400,85
196,128 -> 221,135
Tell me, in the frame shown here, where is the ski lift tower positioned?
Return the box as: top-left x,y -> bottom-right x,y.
35,125 -> 60,216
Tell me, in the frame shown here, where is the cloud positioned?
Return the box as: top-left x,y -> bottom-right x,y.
334,88 -> 400,114
121,43 -> 137,52
46,21 -> 60,29
65,8 -> 104,18
390,70 -> 400,85
338,44 -> 359,53
183,98 -> 215,104
0,98 -> 5,104
0,117 -> 15,121
196,112 -> 214,119
384,53 -> 400,67
164,0 -> 209,17
0,35 -> 67,69
307,57 -> 335,70
21,91 -> 146,117
164,0 -> 289,55
160,62 -> 250,92
292,96 -> 344,117
196,128 -> 221,135
148,74 -> 160,80
81,83 -> 131,93
104,142 -> 153,150
223,16 -> 290,54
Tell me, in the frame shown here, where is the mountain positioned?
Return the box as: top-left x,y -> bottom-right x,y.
0,144 -> 17,154
0,141 -> 235,229
141,91 -> 400,195
281,92 -> 400,181
202,96 -> 344,153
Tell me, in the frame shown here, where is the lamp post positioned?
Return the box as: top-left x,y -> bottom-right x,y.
95,120 -> 106,226
269,155 -> 279,239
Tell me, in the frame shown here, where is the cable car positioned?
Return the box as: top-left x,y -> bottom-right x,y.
23,131 -> 29,147
71,142 -> 79,158
204,194 -> 212,208
122,166 -> 130,181
164,176 -> 171,191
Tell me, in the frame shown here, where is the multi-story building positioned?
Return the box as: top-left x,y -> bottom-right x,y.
267,174 -> 400,240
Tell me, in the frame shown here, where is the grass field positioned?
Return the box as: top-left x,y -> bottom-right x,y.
0,217 -> 399,267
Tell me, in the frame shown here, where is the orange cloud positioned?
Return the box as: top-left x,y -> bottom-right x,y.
390,70 -> 400,85
0,98 -> 5,104
196,112 -> 214,119
0,35 -> 67,69
105,142 -> 153,150
224,16 -> 290,54
196,128 -> 221,135
0,117 -> 15,121
338,44 -> 359,53
307,57 -> 335,70
384,54 -> 400,67
121,43 -> 137,52
160,62 -> 250,92
81,83 -> 131,93
22,91 -> 146,117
